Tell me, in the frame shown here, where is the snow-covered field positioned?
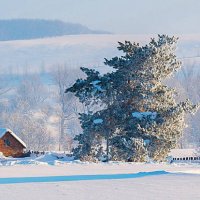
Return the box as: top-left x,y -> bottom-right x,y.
0,34 -> 200,74
1,153 -> 200,200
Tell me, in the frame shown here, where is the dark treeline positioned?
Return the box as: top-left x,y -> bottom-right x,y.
0,19 -> 110,41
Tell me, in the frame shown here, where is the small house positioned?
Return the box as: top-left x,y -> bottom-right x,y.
0,128 -> 26,157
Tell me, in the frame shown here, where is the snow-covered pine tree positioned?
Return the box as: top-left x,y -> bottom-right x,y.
66,35 -> 199,162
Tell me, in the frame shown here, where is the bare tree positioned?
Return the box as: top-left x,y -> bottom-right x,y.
176,63 -> 200,148
16,74 -> 48,110
1,74 -> 55,151
52,66 -> 82,151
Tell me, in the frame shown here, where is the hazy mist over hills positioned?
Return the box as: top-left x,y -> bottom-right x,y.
0,19 -> 110,41
0,34 -> 199,75
0,0 -> 199,34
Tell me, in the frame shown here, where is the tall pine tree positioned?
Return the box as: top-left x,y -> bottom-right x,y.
66,35 -> 199,162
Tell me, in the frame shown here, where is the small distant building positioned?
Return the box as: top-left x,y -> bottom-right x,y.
0,128 -> 26,157
169,149 -> 200,163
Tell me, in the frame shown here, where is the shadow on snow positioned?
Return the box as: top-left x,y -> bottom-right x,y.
0,171 -> 169,184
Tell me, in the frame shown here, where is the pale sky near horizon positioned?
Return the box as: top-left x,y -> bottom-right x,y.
0,0 -> 199,34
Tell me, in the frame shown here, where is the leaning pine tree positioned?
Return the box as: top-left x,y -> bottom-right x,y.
66,35 -> 199,162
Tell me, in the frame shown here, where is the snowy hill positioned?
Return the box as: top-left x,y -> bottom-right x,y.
0,34 -> 200,74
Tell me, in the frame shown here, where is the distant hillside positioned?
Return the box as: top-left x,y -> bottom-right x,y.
0,34 -> 200,74
0,19 -> 110,41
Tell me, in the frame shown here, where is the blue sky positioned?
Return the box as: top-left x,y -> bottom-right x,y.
0,0 -> 199,34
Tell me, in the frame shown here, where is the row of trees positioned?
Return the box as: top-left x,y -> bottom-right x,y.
0,68 -> 82,151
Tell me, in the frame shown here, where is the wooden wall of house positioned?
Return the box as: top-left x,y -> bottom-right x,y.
0,132 -> 25,157
0,139 -> 15,157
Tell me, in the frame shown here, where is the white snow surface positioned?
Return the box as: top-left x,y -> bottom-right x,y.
1,152 -> 200,199
91,80 -> 101,85
132,111 -> 157,120
0,152 -> 74,166
91,80 -> 104,92
93,118 -> 103,124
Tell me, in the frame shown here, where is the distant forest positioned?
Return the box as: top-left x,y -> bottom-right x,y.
0,19 -> 109,41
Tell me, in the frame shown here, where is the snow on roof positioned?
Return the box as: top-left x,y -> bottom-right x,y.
169,149 -> 200,158
132,112 -> 157,120
0,128 -> 26,148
